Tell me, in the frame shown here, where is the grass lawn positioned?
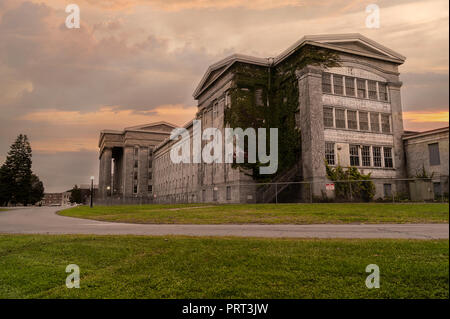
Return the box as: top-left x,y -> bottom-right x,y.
0,234 -> 447,299
59,203 -> 450,224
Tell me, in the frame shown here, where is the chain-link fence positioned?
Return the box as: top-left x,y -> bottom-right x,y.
92,176 -> 449,206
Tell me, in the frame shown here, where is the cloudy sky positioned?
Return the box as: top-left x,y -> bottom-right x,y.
0,0 -> 448,192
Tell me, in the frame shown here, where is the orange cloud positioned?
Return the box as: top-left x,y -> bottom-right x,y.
403,111 -> 449,123
20,105 -> 196,128
52,0 -> 305,11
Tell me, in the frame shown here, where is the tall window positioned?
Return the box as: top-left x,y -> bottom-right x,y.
325,142 -> 335,165
335,109 -> 346,128
349,145 -> 360,166
345,77 -> 355,96
134,147 -> 139,157
359,111 -> 369,131
357,79 -> 366,98
381,114 -> 391,133
379,83 -> 388,101
347,110 -> 358,129
428,143 -> 441,166
323,107 -> 334,128
368,80 -> 377,99
226,186 -> 232,200
362,146 -> 371,166
370,113 -> 380,132
384,147 -> 393,168
322,73 -> 332,93
333,75 -> 344,95
373,146 -> 382,167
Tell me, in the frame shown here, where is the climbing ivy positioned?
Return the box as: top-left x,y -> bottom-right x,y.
224,45 -> 340,181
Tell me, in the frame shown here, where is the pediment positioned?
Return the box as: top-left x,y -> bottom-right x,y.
125,121 -> 176,132
323,41 -> 391,58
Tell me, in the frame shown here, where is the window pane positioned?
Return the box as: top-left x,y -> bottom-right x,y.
368,80 -> 377,99
325,142 -> 335,165
323,107 -> 334,128
345,77 -> 355,96
428,143 -> 441,166
384,147 -> 393,168
379,82 -> 388,101
347,110 -> 357,129
359,112 -> 369,131
357,79 -> 366,98
381,114 -> 391,133
370,113 -> 380,132
333,75 -> 343,95
362,146 -> 371,166
335,109 -> 346,128
349,145 -> 360,166
373,146 -> 382,167
322,73 -> 332,93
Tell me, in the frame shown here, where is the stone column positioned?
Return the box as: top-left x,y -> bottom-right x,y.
99,147 -> 112,199
139,146 -> 149,196
122,146 -> 134,197
296,65 -> 326,199
389,81 -> 406,178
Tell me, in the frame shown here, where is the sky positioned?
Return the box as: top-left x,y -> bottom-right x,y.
0,0 -> 448,192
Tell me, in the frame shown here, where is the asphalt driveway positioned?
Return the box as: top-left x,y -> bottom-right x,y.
0,206 -> 448,239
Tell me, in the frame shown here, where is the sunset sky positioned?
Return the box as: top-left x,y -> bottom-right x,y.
0,0 -> 448,192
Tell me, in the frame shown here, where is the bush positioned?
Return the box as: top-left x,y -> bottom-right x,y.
325,163 -> 376,202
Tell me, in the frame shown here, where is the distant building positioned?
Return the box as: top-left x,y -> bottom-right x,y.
41,192 -> 70,206
404,127 -> 449,198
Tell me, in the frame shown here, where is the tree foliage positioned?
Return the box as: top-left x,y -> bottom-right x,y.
69,185 -> 83,204
326,163 -> 376,202
0,134 -> 44,206
224,45 -> 340,181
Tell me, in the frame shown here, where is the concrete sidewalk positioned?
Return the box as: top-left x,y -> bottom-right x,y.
0,206 -> 448,239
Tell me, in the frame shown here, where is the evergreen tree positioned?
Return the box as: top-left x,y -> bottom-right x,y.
0,134 -> 41,206
29,174 -> 45,205
69,185 -> 83,204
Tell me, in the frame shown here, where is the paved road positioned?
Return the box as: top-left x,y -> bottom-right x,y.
0,206 -> 448,239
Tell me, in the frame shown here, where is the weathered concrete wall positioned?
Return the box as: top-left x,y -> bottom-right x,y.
404,129 -> 449,179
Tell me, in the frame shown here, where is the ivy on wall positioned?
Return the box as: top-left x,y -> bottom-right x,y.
224,45 -> 340,181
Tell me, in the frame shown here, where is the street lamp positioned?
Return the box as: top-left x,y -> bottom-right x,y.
90,176 -> 94,208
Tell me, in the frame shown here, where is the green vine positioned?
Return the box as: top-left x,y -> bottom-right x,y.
224,45 -> 340,181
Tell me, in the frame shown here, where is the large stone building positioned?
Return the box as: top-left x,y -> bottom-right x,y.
98,33 -> 448,203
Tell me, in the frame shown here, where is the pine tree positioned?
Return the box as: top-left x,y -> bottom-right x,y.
0,134 -> 35,205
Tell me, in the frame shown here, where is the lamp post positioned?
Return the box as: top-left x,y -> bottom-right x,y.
106,186 -> 111,206
90,176 -> 94,208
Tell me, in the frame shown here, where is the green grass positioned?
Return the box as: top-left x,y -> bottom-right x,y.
59,203 -> 450,224
0,235 -> 447,299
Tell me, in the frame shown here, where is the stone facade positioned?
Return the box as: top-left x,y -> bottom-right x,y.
98,122 -> 176,199
98,33 -> 447,203
403,127 -> 449,198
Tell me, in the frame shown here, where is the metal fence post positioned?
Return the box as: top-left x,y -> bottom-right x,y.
275,183 -> 278,204
349,181 -> 353,202
309,182 -> 313,203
